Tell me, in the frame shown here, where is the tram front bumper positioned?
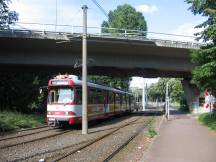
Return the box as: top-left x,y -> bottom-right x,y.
47,115 -> 79,125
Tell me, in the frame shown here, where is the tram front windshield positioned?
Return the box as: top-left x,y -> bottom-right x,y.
48,88 -> 74,104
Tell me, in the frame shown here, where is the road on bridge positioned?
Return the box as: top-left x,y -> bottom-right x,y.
144,111 -> 216,162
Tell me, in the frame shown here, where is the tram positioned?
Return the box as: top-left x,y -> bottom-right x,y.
47,75 -> 133,126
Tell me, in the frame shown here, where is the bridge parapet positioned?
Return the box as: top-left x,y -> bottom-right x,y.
0,23 -> 205,49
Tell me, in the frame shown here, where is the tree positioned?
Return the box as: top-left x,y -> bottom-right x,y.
92,4 -> 148,90
0,71 -> 52,113
0,0 -> 18,29
185,0 -> 216,95
101,4 -> 147,35
148,78 -> 184,103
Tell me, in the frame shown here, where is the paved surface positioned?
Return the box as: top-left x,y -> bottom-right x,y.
145,113 -> 216,162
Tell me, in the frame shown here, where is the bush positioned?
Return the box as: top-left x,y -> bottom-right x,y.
0,111 -> 45,132
198,112 -> 216,131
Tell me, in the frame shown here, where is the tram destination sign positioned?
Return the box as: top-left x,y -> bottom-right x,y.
51,80 -> 68,85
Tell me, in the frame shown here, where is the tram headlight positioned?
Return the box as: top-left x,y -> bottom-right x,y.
47,111 -> 51,115
64,111 -> 75,116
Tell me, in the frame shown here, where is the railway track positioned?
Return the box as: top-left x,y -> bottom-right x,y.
0,128 -> 71,149
0,113 -> 159,162
0,126 -> 54,141
12,125 -> 48,133
0,125 -> 49,136
43,116 -> 153,162
103,117 -> 154,162
7,116 -> 136,162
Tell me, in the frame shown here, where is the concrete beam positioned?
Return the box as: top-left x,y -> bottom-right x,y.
0,36 -> 194,78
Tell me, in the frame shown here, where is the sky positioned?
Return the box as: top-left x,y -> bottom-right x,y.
9,0 -> 206,88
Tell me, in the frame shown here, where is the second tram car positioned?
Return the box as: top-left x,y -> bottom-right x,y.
47,75 -> 133,126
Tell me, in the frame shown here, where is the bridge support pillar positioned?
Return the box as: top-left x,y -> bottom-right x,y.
181,79 -> 200,113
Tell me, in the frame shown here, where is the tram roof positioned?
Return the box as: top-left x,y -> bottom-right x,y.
74,79 -> 131,95
50,77 -> 131,95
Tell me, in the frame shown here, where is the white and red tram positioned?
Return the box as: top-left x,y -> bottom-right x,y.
47,75 -> 133,126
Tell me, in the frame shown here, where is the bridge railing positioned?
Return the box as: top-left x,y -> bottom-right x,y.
0,22 -> 206,49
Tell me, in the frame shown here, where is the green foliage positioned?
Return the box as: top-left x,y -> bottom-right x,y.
89,75 -> 131,91
131,87 -> 142,99
170,79 -> 185,104
148,78 -> 184,103
147,127 -> 157,138
101,4 -> 147,35
0,72 -> 51,113
191,46 -> 216,94
0,0 -> 18,29
198,112 -> 216,131
0,111 -> 45,132
185,0 -> 216,95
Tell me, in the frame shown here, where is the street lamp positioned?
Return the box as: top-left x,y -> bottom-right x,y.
55,0 -> 58,32
82,5 -> 88,135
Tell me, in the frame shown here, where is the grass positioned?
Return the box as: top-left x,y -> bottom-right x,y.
147,127 -> 157,138
0,111 -> 45,132
198,112 -> 216,131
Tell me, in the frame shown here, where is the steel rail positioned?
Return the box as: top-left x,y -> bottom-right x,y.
0,125 -> 48,136
103,117 -> 154,162
45,116 -> 150,162
10,116 -> 136,162
0,127 -> 54,142
0,130 -> 71,149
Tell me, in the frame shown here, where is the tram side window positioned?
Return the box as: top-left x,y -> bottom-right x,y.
97,89 -> 104,104
92,89 -> 97,104
120,94 -> 123,105
122,94 -> 126,105
88,88 -> 93,104
89,88 -> 103,104
76,87 -> 82,104
125,95 -> 128,105
115,93 -> 121,105
108,92 -> 114,104
103,90 -> 108,104
128,95 -> 131,105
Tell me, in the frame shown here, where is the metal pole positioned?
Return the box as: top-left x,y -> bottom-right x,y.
142,81 -> 146,111
165,99 -> 167,117
82,5 -> 88,135
55,0 -> 58,32
165,82 -> 169,120
167,97 -> 170,120
145,83 -> 148,107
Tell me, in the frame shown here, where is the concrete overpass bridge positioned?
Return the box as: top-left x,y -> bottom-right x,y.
0,28 -> 203,78
0,27 -> 204,111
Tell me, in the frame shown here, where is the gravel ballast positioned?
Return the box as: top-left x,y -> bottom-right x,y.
0,115 -> 139,162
